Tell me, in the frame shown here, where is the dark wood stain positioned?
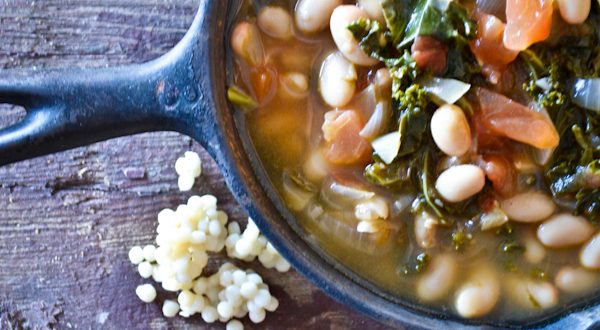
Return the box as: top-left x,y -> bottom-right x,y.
0,1 -> 394,329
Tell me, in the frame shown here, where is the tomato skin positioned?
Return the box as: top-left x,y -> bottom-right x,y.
470,13 -> 519,69
472,110 -> 512,153
322,110 -> 372,166
504,0 -> 553,51
411,36 -> 448,75
476,88 -> 559,149
481,154 -> 516,197
250,65 -> 278,104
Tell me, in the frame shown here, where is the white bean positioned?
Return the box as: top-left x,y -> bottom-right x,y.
523,230 -> 546,264
330,5 -> 379,66
414,211 -> 437,249
435,165 -> 485,203
355,196 -> 389,221
500,191 -> 556,223
558,0 -> 591,24
580,232 -> 600,269
505,276 -> 558,309
231,22 -> 264,67
430,104 -> 472,157
416,254 -> 457,301
357,0 -> 385,23
303,149 -> 329,182
555,266 -> 598,293
258,6 -> 293,40
537,214 -> 594,248
295,0 -> 342,34
319,52 -> 357,107
280,72 -> 309,99
454,266 -> 500,318
527,281 -> 559,309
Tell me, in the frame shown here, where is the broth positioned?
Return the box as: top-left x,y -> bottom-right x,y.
229,0 -> 600,323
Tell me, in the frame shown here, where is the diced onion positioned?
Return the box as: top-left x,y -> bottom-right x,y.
328,181 -> 375,201
421,77 -> 471,104
320,177 -> 375,210
535,77 -> 551,91
371,131 -> 401,165
360,101 -> 391,140
304,202 -> 395,255
281,173 -> 315,211
572,78 -> 600,112
533,147 -> 554,166
479,206 -> 509,231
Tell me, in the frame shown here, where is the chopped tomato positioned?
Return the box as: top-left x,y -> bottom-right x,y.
329,169 -> 370,190
322,110 -> 372,166
471,110 -> 511,152
478,193 -> 499,213
476,88 -> 559,149
481,154 -> 516,197
250,65 -> 277,104
504,0 -> 552,51
469,13 -> 519,83
411,36 -> 448,75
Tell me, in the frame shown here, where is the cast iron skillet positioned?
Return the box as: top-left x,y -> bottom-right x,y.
1,1 -> 599,328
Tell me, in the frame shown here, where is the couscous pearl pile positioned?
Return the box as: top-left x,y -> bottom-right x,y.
129,151 -> 290,328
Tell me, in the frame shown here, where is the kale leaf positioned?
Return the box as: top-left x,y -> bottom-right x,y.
347,18 -> 397,61
401,0 -> 476,48
396,85 -> 429,156
519,6 -> 600,222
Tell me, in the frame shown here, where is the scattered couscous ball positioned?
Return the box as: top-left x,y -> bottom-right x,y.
175,151 -> 202,191
136,284 -> 157,303
128,246 -> 144,265
162,300 -> 180,317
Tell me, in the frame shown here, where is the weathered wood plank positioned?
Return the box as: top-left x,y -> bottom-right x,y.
0,1 -> 392,329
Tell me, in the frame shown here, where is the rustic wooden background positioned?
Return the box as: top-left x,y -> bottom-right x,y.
0,1 -> 392,329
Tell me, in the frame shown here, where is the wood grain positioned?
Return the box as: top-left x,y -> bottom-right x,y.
0,1 -> 392,329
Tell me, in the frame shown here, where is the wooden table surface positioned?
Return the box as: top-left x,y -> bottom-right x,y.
0,1 -> 394,329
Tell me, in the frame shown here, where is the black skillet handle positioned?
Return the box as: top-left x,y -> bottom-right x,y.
0,0 -> 223,166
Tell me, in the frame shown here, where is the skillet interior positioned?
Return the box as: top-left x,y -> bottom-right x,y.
206,1 -> 600,329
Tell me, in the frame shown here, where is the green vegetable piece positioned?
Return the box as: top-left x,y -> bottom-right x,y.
347,19 -> 394,61
398,252 -> 431,275
528,291 -> 541,309
397,91 -> 428,157
530,268 -> 548,280
451,230 -> 471,251
498,240 -> 525,255
400,0 -> 476,48
227,85 -> 257,110
364,160 -> 411,189
504,260 -> 518,273
380,0 -> 412,46
495,222 -> 515,236
415,252 -> 431,273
